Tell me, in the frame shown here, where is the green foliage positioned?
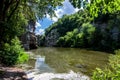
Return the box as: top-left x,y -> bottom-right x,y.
88,0 -> 120,18
0,1 -> 68,68
92,15 -> 120,51
0,0 -> 64,21
37,0 -> 64,19
37,35 -> 46,46
69,0 -> 89,8
57,23 -> 95,47
92,49 -> 120,80
0,0 -> 65,50
0,37 -> 29,66
45,10 -> 91,37
80,23 -> 95,46
38,0 -> 120,52
55,16 -> 120,51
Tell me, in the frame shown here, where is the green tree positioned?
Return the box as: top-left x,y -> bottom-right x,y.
0,0 -> 64,48
80,23 -> 95,47
57,23 -> 95,48
45,10 -> 91,39
0,0 -> 64,66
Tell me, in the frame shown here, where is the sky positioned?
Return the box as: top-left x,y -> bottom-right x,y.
35,0 -> 80,35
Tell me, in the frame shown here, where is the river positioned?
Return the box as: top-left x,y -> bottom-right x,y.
21,47 -> 110,80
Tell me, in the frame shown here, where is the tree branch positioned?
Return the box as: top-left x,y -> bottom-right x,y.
7,0 -> 20,22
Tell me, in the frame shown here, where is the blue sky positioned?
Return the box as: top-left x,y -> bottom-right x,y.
35,0 -> 80,35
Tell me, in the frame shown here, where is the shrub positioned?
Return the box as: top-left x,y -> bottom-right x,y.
92,49 -> 120,80
57,23 -> 95,48
57,37 -> 65,47
80,23 -> 95,47
0,37 -> 29,66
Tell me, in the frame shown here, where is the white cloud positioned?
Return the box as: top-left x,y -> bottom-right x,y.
75,8 -> 80,12
46,14 -> 58,22
56,0 -> 80,16
61,0 -> 77,14
55,8 -> 64,18
35,0 -> 81,35
51,17 -> 58,22
35,29 -> 45,35
47,0 -> 80,22
35,22 -> 41,28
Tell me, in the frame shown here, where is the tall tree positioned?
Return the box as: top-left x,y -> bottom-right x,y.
0,0 -> 64,48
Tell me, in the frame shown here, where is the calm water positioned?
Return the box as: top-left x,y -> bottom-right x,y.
24,47 -> 110,76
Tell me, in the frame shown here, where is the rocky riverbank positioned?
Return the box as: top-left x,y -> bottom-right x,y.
0,65 -> 28,80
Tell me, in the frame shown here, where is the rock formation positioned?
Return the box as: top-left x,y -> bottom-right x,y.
44,29 -> 60,47
20,20 -> 38,50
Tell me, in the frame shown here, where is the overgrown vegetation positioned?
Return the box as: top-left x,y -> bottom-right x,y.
39,0 -> 120,52
45,10 -> 91,37
0,37 -> 28,66
0,0 -> 64,66
92,49 -> 120,80
57,23 -> 95,48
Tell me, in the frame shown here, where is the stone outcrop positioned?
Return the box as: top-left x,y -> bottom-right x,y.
20,32 -> 38,50
44,29 -> 60,47
20,20 -> 38,50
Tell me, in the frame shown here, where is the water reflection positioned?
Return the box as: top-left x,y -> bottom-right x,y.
27,56 -> 90,80
35,56 -> 45,69
34,56 -> 54,73
26,47 -> 109,76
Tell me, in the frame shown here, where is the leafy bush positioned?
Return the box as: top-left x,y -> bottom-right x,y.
57,23 -> 95,47
80,23 -> 95,47
92,49 -> 120,80
41,4 -> 120,51
0,37 -> 29,66
57,29 -> 79,47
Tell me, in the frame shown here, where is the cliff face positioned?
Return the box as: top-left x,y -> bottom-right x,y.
94,23 -> 120,47
94,23 -> 120,41
20,32 -> 38,50
20,20 -> 38,50
44,29 -> 60,47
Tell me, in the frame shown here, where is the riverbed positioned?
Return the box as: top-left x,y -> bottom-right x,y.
21,47 -> 110,80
